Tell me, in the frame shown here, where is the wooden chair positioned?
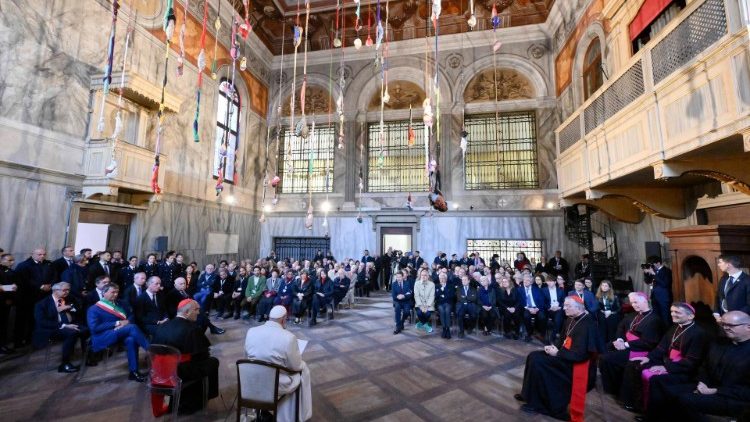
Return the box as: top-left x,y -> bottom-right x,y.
236,358 -> 301,422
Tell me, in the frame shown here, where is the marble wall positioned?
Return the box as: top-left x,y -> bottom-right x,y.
259,212 -> 582,264
610,213 -> 698,292
0,0 -> 270,263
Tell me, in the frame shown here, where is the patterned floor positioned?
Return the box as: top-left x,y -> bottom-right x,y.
0,292 -> 635,421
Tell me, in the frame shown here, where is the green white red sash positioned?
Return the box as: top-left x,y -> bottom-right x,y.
95,300 -> 127,320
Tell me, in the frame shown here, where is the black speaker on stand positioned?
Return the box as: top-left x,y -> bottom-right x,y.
645,241 -> 661,260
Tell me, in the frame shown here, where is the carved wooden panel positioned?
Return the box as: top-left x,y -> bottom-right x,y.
463,68 -> 533,102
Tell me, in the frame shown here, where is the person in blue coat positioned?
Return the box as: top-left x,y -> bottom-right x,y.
391,272 -> 413,334
311,270 -> 334,325
332,268 -> 350,309
569,279 -> 600,313
87,283 -> 150,382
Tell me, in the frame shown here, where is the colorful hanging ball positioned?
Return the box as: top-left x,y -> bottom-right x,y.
271,175 -> 281,187
354,38 -> 362,49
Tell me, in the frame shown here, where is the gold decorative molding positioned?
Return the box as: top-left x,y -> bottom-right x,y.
367,80 -> 426,111
281,86 -> 332,116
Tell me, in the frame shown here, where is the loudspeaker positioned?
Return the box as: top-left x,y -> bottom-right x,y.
645,242 -> 661,260
155,236 -> 168,252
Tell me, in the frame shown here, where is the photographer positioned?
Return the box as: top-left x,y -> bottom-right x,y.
642,256 -> 672,324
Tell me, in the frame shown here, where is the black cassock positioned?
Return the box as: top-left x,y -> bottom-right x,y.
599,310 -> 664,395
520,312 -> 601,420
647,338 -> 750,421
619,321 -> 710,410
152,317 -> 220,411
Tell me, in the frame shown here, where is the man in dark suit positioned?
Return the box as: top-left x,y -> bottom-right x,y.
713,254 -> 750,320
411,251 -> 425,269
456,275 -> 478,337
157,251 -> 178,292
87,251 -> 113,290
541,275 -> 566,341
134,276 -> 168,337
119,256 -> 139,289
32,282 -> 90,372
645,256 -> 672,324
574,254 -> 591,281
519,275 -> 546,342
87,283 -> 150,381
569,279 -> 599,313
292,271 -> 314,325
1,253 -> 19,353
85,275 -> 111,310
391,272 -> 413,334
152,299 -> 220,414
61,254 -> 89,299
122,272 -> 147,314
165,277 -> 191,319
15,248 -> 55,347
470,252 -> 485,268
212,268 -> 234,318
361,249 -> 375,264
51,246 -> 75,282
547,250 -> 570,279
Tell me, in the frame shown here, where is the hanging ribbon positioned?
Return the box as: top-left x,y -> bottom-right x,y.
210,0 -> 221,79
193,0 -> 208,142
97,0 -> 120,134
106,1 -> 136,178
151,0 -> 176,194
176,0 -> 187,76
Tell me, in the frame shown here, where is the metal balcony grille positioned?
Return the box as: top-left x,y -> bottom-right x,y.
277,124 -> 335,193
366,120 -> 429,193
466,239 -> 544,268
272,237 -> 331,262
584,60 -> 644,134
559,115 -> 581,153
651,0 -> 727,84
464,112 -> 538,190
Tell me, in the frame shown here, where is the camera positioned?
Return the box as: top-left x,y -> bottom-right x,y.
640,263 -> 653,270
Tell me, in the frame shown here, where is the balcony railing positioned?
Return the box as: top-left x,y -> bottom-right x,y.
555,0 -> 749,197
82,139 -> 165,198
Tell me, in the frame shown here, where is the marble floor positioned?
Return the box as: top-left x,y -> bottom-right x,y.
0,292 -> 635,421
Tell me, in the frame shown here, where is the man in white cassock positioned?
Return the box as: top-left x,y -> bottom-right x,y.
244,305 -> 312,421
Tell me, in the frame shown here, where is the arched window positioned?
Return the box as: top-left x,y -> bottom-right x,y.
582,39 -> 603,101
214,79 -> 240,183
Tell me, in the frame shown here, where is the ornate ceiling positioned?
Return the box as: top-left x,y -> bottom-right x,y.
235,0 -> 556,55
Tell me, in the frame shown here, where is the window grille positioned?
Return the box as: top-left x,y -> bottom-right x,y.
466,239 -> 544,267
464,112 -> 538,190
277,124 -> 335,193
367,120 -> 429,193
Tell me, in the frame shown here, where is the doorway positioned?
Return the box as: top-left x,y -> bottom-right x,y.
76,209 -> 132,255
381,227 -> 413,255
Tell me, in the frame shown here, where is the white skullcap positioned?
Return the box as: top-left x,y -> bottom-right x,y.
269,305 -> 287,319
